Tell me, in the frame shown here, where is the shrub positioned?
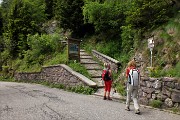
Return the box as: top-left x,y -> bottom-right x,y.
68,61 -> 91,79
67,85 -> 96,95
149,99 -> 162,108
114,81 -> 126,96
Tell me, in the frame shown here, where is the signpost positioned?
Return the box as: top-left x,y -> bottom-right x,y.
148,37 -> 154,67
67,37 -> 81,62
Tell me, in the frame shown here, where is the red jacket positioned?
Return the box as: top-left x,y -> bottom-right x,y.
126,66 -> 135,78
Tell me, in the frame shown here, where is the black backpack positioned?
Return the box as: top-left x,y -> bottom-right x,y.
104,70 -> 111,81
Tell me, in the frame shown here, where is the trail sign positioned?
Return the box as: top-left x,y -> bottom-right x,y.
67,38 -> 81,62
148,37 -> 154,67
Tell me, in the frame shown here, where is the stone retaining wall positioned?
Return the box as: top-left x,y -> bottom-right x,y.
14,64 -> 97,88
92,50 -> 121,73
139,77 -> 180,108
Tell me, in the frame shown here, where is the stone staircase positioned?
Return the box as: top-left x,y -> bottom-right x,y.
80,49 -> 123,100
80,49 -> 104,88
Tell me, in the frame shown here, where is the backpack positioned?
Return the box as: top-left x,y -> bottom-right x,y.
128,68 -> 140,86
102,70 -> 111,81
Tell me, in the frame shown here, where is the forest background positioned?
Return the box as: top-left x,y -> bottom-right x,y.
0,0 -> 179,80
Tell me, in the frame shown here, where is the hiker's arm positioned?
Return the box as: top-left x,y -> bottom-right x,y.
125,68 -> 129,78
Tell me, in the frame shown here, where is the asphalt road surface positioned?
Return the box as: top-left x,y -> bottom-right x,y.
0,82 -> 179,120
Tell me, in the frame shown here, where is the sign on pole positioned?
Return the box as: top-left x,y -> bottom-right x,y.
148,37 -> 154,67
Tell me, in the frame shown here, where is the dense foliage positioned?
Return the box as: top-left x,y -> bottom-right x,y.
54,0 -> 91,37
1,0 -> 46,58
0,0 -> 179,76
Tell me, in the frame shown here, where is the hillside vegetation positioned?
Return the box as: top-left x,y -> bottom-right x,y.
0,0 -> 179,78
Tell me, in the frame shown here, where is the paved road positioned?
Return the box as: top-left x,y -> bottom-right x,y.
0,82 -> 179,120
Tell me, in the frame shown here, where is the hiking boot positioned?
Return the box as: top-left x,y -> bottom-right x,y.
125,106 -> 130,111
103,96 -> 107,100
135,109 -> 140,114
108,97 -> 112,100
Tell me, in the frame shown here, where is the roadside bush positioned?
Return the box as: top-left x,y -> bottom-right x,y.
13,33 -> 66,72
67,85 -> 96,95
149,99 -> 162,108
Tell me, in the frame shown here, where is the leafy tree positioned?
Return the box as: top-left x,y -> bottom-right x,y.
120,0 -> 174,54
83,1 -> 125,38
1,0 -> 13,32
45,0 -> 55,19
0,7 -> 3,36
55,0 -> 88,38
125,0 -> 173,32
3,0 -> 46,58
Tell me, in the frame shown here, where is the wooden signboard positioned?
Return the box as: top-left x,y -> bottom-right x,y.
67,38 -> 81,62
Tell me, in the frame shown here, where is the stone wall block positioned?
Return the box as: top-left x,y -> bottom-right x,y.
165,98 -> 173,107
147,93 -> 152,99
152,94 -> 156,99
141,77 -> 149,81
142,87 -> 155,94
162,77 -> 176,82
139,97 -> 149,105
149,78 -> 157,82
155,90 -> 161,94
162,87 -> 171,97
171,90 -> 180,102
146,81 -> 152,88
140,80 -> 146,86
174,103 -> 179,108
164,81 -> 175,89
138,89 -> 143,97
153,80 -> 162,89
175,83 -> 180,90
157,93 -> 167,101
143,92 -> 147,97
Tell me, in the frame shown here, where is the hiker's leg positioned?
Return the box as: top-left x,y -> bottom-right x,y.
132,87 -> 140,110
104,81 -> 108,100
107,81 -> 112,100
126,84 -> 133,107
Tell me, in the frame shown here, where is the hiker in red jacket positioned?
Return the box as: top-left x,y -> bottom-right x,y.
125,60 -> 140,114
102,63 -> 113,100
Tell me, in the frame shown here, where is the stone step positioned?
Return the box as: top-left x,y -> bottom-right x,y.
80,56 -> 93,59
80,49 -> 85,52
92,78 -> 104,87
83,64 -> 102,70
80,58 -> 97,63
80,62 -> 98,64
87,69 -> 102,77
80,51 -> 90,56
91,75 -> 102,78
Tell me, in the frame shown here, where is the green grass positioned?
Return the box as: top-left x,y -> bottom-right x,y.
67,85 -> 97,95
149,100 -> 163,108
68,61 -> 92,79
168,107 -> 180,114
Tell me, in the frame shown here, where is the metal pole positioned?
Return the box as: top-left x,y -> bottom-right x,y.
150,50 -> 152,67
